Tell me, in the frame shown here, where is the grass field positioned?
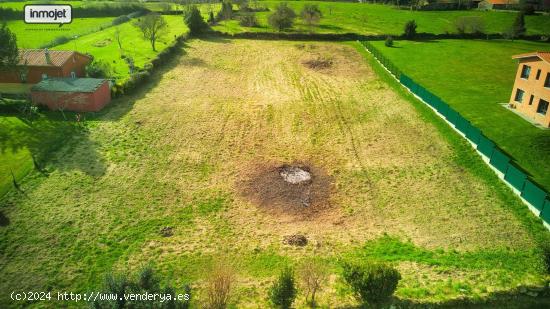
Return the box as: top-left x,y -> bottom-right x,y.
213,1 -> 550,35
1,39 -> 548,307
5,17 -> 117,49
52,15 -> 188,80
369,39 -> 550,193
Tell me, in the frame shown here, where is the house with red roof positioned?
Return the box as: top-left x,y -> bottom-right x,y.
0,49 -> 92,85
509,51 -> 550,127
478,0 -> 520,10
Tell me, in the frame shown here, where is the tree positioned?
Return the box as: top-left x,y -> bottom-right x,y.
217,2 -> 233,20
91,266 -> 191,309
300,4 -> 322,32
205,263 -> 234,309
510,11 -> 527,39
114,27 -> 122,49
268,266 -> 297,309
0,22 -> 19,72
268,2 -> 296,32
184,5 -> 208,35
403,20 -> 417,39
341,261 -> 401,309
133,13 -> 168,51
86,59 -> 112,78
298,259 -> 328,307
239,13 -> 258,27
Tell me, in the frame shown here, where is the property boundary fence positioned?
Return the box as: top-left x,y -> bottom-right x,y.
360,40 -> 550,231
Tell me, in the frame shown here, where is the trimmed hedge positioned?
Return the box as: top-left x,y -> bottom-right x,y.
111,34 -> 188,97
208,30 -> 550,42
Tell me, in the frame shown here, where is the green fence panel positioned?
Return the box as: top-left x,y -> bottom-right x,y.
465,125 -> 482,145
455,115 -> 471,135
540,200 -> 550,223
431,97 -> 443,110
446,109 -> 460,125
476,135 -> 495,158
489,149 -> 510,174
437,102 -> 451,117
504,164 -> 527,191
521,180 -> 547,212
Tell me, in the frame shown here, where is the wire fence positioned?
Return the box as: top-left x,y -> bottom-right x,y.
360,40 -> 550,230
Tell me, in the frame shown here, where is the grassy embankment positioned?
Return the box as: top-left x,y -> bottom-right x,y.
213,1 -> 550,35
369,39 -> 550,193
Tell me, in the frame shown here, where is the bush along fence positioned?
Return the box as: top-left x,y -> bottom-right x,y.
111,33 -> 188,97
360,40 -> 550,231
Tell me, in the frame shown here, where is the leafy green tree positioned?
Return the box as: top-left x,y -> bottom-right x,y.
86,59 -> 112,78
403,20 -> 417,39
217,2 -> 233,21
268,266 -> 297,309
208,11 -> 216,24
385,36 -> 394,47
133,13 -> 168,51
268,2 -> 296,32
184,5 -> 208,35
0,22 -> 18,71
342,261 -> 401,309
300,4 -> 322,32
511,11 -> 527,38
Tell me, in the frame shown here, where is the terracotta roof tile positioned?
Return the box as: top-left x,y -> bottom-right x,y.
513,51 -> 550,64
17,49 -> 90,67
484,0 -> 519,4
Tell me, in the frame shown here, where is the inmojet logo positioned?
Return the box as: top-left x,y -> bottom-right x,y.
24,5 -> 72,25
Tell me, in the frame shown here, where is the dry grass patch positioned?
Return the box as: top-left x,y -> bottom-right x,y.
0,39 -> 545,307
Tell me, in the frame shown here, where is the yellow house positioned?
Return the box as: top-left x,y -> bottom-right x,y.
509,52 -> 550,128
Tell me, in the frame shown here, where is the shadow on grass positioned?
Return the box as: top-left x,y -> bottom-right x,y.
0,211 -> 9,226
317,24 -> 345,32
334,292 -> 550,308
0,39 -> 190,187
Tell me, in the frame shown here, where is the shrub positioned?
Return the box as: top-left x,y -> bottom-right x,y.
86,59 -> 112,78
184,5 -> 208,35
239,13 -> 258,27
205,264 -> 234,309
217,2 -> 233,21
268,2 -> 296,32
341,261 -> 401,308
300,4 -> 322,31
127,11 -> 145,19
454,16 -> 485,35
542,238 -> 550,274
91,266 -> 191,309
298,259 -> 328,307
112,15 -> 130,26
385,36 -> 394,47
268,266 -> 297,309
51,35 -> 71,46
403,20 -> 417,39
208,11 -> 216,25
521,4 -> 536,15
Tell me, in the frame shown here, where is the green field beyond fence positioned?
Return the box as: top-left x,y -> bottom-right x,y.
361,40 -> 550,229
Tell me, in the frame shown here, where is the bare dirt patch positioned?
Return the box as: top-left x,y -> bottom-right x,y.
303,56 -> 334,70
239,162 -> 332,219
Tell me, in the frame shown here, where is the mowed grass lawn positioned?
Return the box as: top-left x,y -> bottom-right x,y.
53,15 -> 188,80
213,1 -> 550,35
5,17 -> 117,49
370,39 -> 550,192
1,39 -> 548,307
